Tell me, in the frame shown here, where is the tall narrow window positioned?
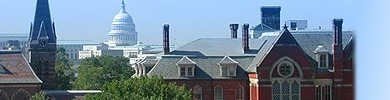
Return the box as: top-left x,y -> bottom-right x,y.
319,54 -> 327,68
214,85 -> 223,100
229,65 -> 236,76
193,85 -> 202,100
180,67 -> 186,76
282,81 -> 290,100
325,86 -> 332,100
272,81 -> 281,100
315,86 -> 322,100
235,85 -> 244,100
222,66 -> 228,76
291,81 -> 300,100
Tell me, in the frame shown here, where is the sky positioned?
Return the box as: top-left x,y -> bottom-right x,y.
1,0 -> 390,100
0,0 -> 358,46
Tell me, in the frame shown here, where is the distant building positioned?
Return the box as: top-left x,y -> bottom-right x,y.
0,33 -> 28,49
78,44 -> 109,59
287,20 -> 308,30
57,40 -> 101,63
0,50 -> 42,100
250,6 -> 281,39
135,19 -> 354,100
106,0 -> 138,46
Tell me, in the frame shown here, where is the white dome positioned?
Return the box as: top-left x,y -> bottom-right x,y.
107,0 -> 138,46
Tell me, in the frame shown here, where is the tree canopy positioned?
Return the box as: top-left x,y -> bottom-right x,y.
55,47 -> 75,90
72,55 -> 134,90
85,76 -> 192,100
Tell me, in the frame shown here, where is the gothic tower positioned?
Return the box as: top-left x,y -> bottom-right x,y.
27,0 -> 57,90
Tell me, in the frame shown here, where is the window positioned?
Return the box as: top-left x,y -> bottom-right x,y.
221,64 -> 237,77
193,85 -> 202,100
291,81 -> 300,100
272,81 -> 281,100
214,85 -> 223,100
315,86 -> 322,100
178,64 -> 194,77
282,81 -> 290,100
273,80 -> 300,100
235,85 -> 244,100
277,61 -> 294,77
11,89 -> 30,100
319,54 -> 328,68
325,86 -> 332,100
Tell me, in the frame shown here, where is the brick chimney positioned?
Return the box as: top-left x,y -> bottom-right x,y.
332,19 -> 344,99
230,24 -> 239,38
242,23 -> 249,51
163,24 -> 170,55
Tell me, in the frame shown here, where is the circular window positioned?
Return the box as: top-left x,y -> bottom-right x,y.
277,60 -> 294,78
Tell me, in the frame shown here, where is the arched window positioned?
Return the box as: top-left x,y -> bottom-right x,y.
0,90 -> 8,100
292,81 -> 300,100
272,81 -> 281,100
282,81 -> 290,100
11,89 -> 30,100
235,85 -> 244,100
214,85 -> 223,100
193,85 -> 202,100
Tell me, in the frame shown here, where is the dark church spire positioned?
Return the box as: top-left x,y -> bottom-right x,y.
28,0 -> 57,90
30,0 -> 56,43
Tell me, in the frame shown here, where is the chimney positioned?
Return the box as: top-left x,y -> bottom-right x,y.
332,18 -> 344,99
242,23 -> 249,51
163,24 -> 170,55
333,19 -> 343,46
230,24 -> 239,38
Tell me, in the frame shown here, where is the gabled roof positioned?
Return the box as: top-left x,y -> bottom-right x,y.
218,56 -> 238,64
147,56 -> 253,79
313,46 -> 329,53
176,56 -> 196,65
247,29 -> 353,72
0,51 -> 42,84
251,24 -> 274,30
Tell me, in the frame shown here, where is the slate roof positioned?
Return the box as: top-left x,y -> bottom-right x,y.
169,38 -> 273,56
0,50 -> 42,84
247,30 -> 353,72
147,56 -> 253,79
145,29 -> 353,78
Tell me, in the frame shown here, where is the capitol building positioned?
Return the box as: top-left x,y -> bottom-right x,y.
106,0 -> 138,46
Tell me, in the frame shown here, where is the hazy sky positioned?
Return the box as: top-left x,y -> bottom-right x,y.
0,0 -> 358,46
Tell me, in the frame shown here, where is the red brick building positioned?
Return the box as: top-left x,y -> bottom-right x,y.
0,51 -> 42,100
135,18 -> 353,100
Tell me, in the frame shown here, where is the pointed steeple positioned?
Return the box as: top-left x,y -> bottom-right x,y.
30,0 -> 55,43
120,0 -> 127,13
37,21 -> 49,40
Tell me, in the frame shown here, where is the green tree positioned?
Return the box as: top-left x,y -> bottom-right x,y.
31,91 -> 47,100
72,55 -> 134,90
56,47 -> 75,90
84,76 -> 192,100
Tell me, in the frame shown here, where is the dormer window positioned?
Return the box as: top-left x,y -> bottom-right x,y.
218,56 -> 238,77
177,56 -> 196,77
179,64 -> 194,77
313,46 -> 330,69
